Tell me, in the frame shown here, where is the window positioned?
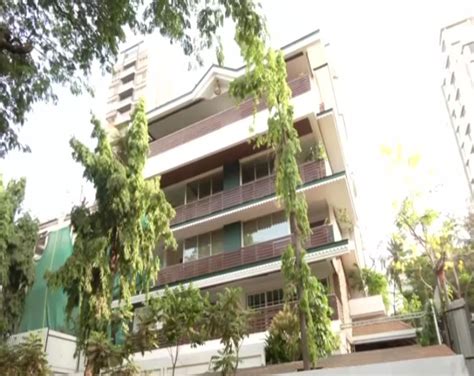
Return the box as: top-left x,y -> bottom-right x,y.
446,56 -> 450,69
123,62 -> 135,71
450,72 -> 456,85
466,124 -> 471,136
163,171 -> 223,208
442,41 -> 446,53
247,289 -> 284,310
452,110 -> 457,119
241,153 -> 274,184
164,184 -> 185,207
456,89 -> 461,101
186,172 -> 223,203
461,106 -> 466,118
243,212 -> 289,246
182,229 -> 223,263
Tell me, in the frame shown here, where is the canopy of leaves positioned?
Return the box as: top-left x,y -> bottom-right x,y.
350,267 -> 390,309
265,304 -> 301,364
386,198 -> 473,311
0,0 -> 264,156
46,100 -> 176,367
207,288 -> 250,376
0,177 -> 38,339
0,334 -> 50,375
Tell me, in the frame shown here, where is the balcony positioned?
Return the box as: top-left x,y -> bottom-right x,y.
148,75 -> 312,158
171,159 -> 326,226
249,295 -> 342,334
157,224 -> 334,286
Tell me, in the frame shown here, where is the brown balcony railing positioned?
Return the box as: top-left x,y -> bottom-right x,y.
149,75 -> 312,157
157,224 -> 334,286
249,295 -> 341,334
171,159 -> 326,226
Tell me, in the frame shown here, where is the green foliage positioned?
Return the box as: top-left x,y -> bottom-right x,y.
208,288 -> 250,376
305,142 -> 327,162
281,246 -> 337,366
225,0 -> 335,367
387,198 -> 464,311
46,100 -> 176,373
0,177 -> 38,339
350,267 -> 390,309
265,304 -> 301,364
417,302 -> 438,346
155,285 -> 207,376
0,334 -> 51,375
0,0 -> 267,156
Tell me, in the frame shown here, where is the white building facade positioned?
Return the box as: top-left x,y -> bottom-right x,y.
440,17 -> 474,198
127,30 -> 367,374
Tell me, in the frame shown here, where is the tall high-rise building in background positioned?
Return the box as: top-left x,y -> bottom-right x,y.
440,17 -> 474,198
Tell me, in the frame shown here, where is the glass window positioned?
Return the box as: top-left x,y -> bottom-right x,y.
212,174 -> 223,193
198,233 -> 211,258
164,185 -> 185,207
461,106 -> 466,118
211,230 -> 223,255
184,237 -> 198,262
456,89 -> 460,101
450,72 -> 455,85
199,178 -> 211,199
241,154 -> 274,184
186,181 -> 199,203
248,289 -> 284,309
243,212 -> 290,246
241,163 -> 255,184
255,158 -> 269,179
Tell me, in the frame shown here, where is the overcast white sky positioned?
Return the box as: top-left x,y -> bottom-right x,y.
1,0 -> 473,259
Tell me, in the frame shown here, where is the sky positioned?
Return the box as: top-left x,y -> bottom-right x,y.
1,0 -> 473,260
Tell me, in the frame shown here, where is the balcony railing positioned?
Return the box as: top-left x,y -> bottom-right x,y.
157,224 -> 334,286
149,74 -> 312,157
249,295 -> 341,334
171,159 -> 326,226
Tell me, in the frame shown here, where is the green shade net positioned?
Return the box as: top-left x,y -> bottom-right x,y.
18,226 -> 75,335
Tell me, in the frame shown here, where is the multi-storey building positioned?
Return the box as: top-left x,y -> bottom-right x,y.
106,41 -> 147,126
440,17 -> 474,198
15,30 -> 420,375
128,30 -> 367,372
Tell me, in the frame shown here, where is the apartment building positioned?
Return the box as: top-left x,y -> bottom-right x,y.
440,17 -> 474,198
122,30 -> 369,372
10,30 -> 427,374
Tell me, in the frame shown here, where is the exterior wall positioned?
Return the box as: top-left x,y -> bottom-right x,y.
331,257 -> 352,353
348,295 -> 386,320
440,17 -> 474,197
144,76 -> 319,178
132,333 -> 266,375
9,328 -> 83,374
276,355 -> 470,376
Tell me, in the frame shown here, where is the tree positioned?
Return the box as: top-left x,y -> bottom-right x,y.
0,333 -> 50,375
392,198 -> 458,310
349,267 -> 390,309
228,17 -> 334,372
208,288 -> 250,376
265,305 -> 301,364
47,100 -> 176,376
155,285 -> 207,376
0,177 -> 38,340
0,0 -> 257,155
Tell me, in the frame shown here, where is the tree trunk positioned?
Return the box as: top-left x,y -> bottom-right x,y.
84,359 -> 94,376
290,214 -> 311,370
